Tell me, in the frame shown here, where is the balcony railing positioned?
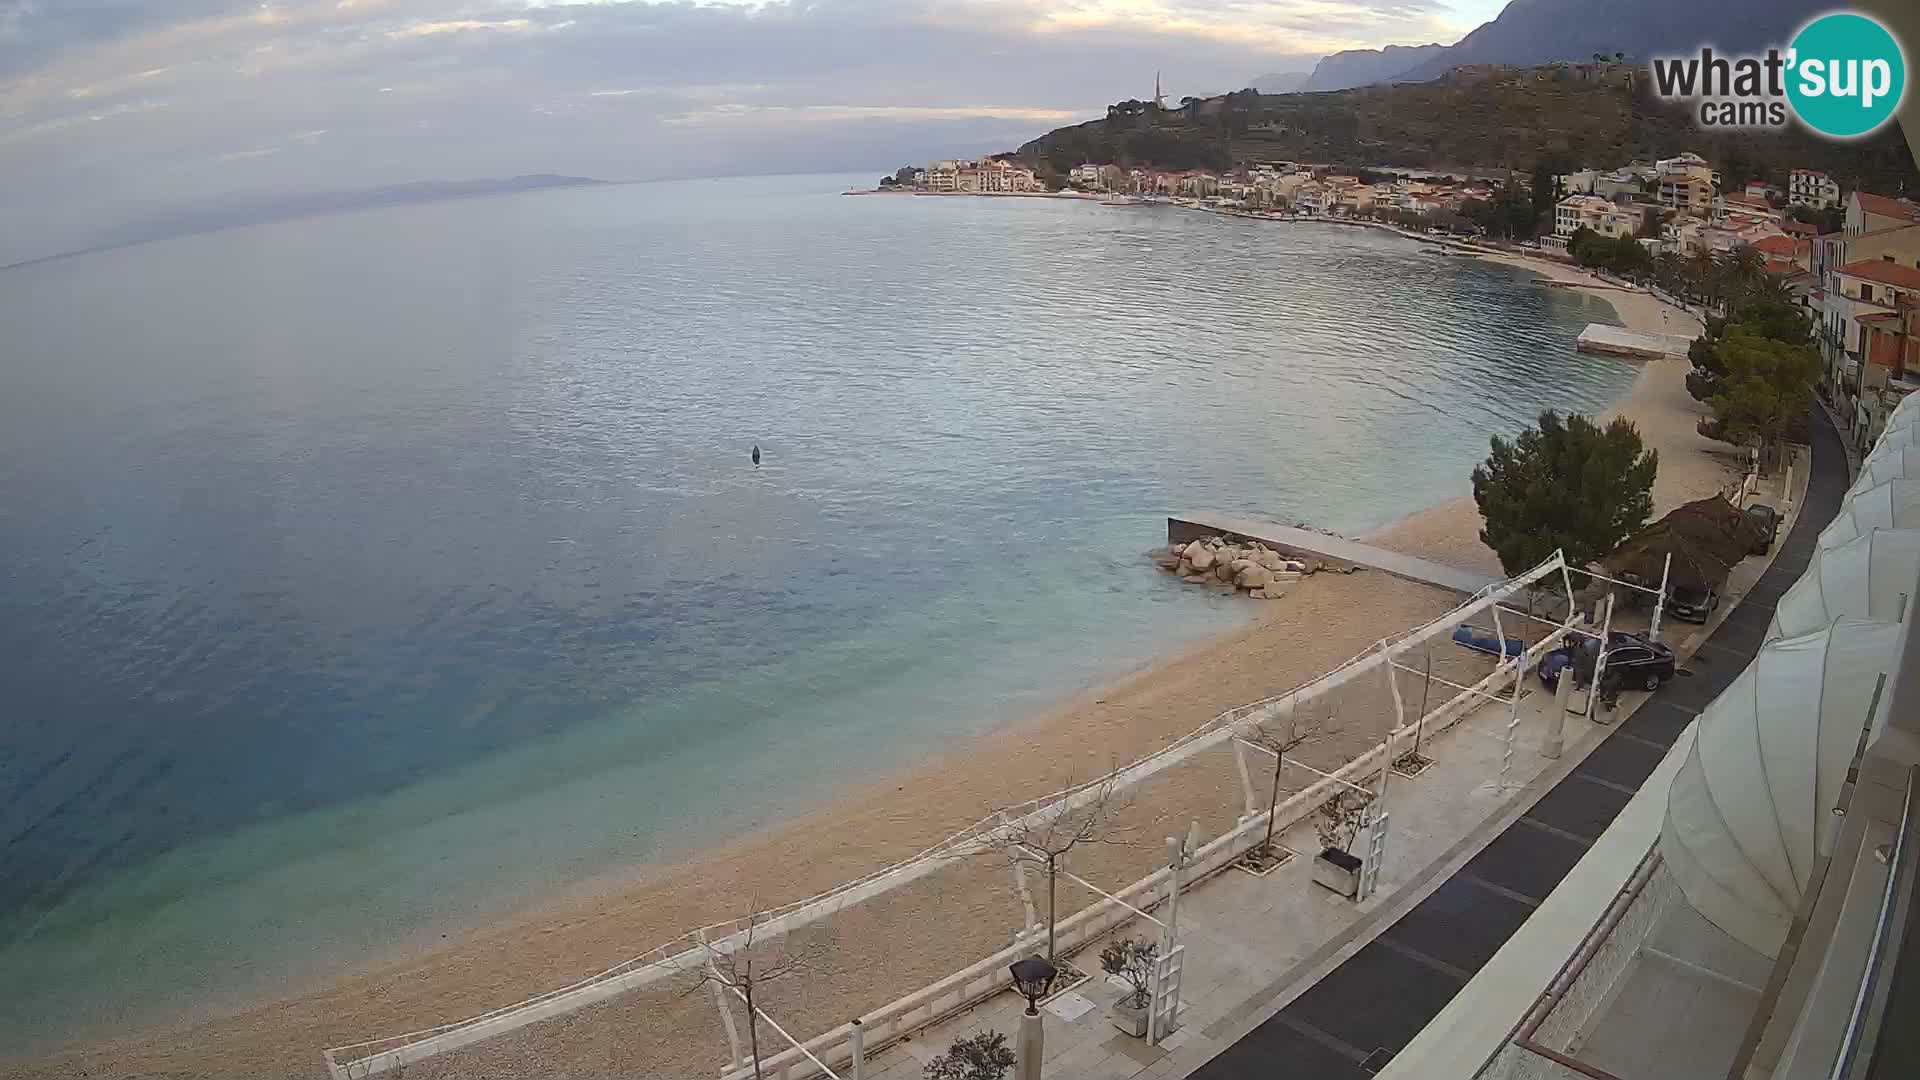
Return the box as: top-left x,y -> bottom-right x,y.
1835,764 -> 1917,1079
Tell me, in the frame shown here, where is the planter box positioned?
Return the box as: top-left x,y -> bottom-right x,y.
1312,848 -> 1362,899
1110,998 -> 1150,1038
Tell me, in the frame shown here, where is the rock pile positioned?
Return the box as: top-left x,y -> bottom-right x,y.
1150,536 -> 1334,599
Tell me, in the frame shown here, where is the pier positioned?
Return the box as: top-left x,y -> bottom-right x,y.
1167,513 -> 1500,595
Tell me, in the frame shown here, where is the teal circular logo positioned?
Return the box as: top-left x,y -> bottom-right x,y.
1787,12 -> 1906,139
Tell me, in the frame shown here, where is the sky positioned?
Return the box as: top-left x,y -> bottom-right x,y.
0,0 -> 1509,262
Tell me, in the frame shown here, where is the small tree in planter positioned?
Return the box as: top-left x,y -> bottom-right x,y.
982,773 -> 1135,989
1236,702 -> 1331,874
925,1030 -> 1016,1080
1098,937 -> 1158,1037
1392,647 -> 1436,778
1311,789 -> 1374,899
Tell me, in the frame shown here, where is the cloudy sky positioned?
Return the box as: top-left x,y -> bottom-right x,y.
0,0 -> 1505,262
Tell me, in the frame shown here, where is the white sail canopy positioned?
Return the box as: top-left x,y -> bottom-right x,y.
1818,475 -> 1920,550
1885,391 -> 1920,430
1661,618 -> 1902,957
1769,529 -> 1920,639
1872,424 -> 1918,455
1856,445 -> 1920,493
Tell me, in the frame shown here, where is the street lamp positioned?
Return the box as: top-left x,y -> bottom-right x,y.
1008,955 -> 1058,1080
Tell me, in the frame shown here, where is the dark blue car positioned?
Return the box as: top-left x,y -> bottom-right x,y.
1537,632 -> 1676,692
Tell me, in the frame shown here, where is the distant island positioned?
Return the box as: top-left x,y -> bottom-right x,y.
4,174 -> 607,271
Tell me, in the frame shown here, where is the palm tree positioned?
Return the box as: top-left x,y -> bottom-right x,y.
1685,250 -> 1716,307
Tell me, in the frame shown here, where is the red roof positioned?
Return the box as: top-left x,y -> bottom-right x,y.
1750,235 -> 1799,256
1837,259 -> 1920,290
1857,192 -> 1920,223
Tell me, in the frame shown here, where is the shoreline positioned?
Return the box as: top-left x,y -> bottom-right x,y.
9,225 -> 1731,1079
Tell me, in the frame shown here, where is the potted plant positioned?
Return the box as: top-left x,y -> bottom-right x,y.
925,1030 -> 1015,1080
1311,790 -> 1374,899
1098,937 -> 1157,1038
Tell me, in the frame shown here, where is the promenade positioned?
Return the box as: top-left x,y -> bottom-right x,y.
852,408 -> 1835,1080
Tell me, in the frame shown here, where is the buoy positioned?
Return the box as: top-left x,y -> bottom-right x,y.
751,444 -> 761,466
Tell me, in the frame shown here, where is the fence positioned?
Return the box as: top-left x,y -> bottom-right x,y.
324,552 -> 1576,1080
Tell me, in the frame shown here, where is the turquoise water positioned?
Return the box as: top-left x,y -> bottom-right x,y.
0,174 -> 1635,1043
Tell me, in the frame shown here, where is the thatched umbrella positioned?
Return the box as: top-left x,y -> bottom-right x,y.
1604,495 -> 1762,592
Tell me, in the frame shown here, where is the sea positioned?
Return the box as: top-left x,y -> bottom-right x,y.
0,173 -> 1637,1047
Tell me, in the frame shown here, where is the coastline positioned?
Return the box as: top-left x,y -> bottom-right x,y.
8,228 -> 1732,1079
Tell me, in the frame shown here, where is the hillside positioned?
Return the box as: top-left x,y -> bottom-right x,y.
1018,69 -> 1918,194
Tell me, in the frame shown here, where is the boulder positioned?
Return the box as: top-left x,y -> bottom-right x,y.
1214,562 -> 1236,582
1236,564 -> 1273,590
1255,550 -> 1286,571
1186,546 -> 1215,571
1282,560 -> 1307,574
1183,574 -> 1210,584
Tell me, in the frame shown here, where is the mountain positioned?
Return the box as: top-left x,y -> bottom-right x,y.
1302,44 -> 1447,92
6,175 -> 607,269
1249,71 -> 1310,94
1388,0 -> 1824,84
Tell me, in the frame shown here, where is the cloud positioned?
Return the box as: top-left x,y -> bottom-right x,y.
0,0 -> 1481,263
385,18 -> 534,40
663,103 -> 1081,127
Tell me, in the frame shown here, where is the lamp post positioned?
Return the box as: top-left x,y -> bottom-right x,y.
1009,956 -> 1058,1080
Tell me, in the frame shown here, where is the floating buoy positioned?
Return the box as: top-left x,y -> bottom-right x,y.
751,444 -> 761,466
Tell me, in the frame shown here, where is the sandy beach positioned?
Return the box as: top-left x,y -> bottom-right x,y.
6,246 -> 1733,1080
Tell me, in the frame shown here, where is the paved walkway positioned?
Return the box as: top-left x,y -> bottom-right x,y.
1167,514 -> 1499,596
1188,402 -> 1846,1080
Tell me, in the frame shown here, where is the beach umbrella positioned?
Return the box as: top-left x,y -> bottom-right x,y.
1855,444 -> 1920,493
1605,496 -> 1762,591
1818,475 -> 1920,550
1661,617 -> 1902,958
1768,528 -> 1920,640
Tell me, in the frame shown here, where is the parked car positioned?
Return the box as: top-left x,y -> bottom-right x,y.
1537,632 -> 1676,692
1745,504 -> 1781,554
1667,583 -> 1720,623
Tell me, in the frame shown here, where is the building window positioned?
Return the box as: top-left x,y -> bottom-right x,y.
1863,284 -> 1875,303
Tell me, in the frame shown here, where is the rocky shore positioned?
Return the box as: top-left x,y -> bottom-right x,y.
1152,534 -> 1355,599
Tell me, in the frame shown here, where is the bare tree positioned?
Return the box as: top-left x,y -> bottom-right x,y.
1399,643 -> 1436,771
1239,701 -> 1331,869
980,773 -> 1138,965
679,907 -> 835,1080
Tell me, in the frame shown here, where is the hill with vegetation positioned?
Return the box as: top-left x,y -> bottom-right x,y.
1017,67 -> 1917,195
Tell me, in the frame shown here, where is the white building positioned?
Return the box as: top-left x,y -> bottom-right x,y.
1555,194 -> 1638,239
1790,168 -> 1841,209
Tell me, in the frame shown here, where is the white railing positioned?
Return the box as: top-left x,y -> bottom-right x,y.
715,625 -> 1576,1080
325,552 -> 1573,1079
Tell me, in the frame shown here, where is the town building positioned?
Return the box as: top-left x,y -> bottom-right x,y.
1554,194 -> 1638,240
1789,167 -> 1841,209
1828,258 -> 1920,445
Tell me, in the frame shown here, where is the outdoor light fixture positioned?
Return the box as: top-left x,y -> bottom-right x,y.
1008,956 -> 1058,1014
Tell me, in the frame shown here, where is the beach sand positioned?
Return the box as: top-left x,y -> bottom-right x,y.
6,248 -> 1731,1080
1367,254 -> 1738,574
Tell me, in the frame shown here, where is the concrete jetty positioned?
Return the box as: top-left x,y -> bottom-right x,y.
1168,513 -> 1499,595
1575,323 -> 1691,360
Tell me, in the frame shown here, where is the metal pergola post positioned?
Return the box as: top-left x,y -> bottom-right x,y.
1585,593 -> 1615,722
1649,552 -> 1673,644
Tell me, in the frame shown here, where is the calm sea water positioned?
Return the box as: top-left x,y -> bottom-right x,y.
0,174 -> 1635,1044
